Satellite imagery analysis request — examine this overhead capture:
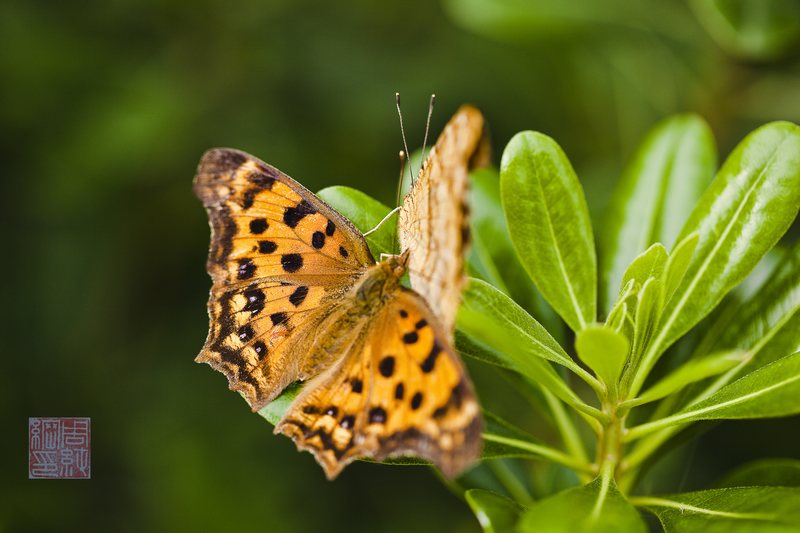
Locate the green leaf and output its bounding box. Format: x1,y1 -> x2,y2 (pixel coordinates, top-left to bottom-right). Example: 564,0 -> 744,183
459,278 -> 603,408
501,131 -> 597,332
466,489 -> 525,533
257,383 -> 302,425
660,232 -> 699,309
715,458 -> 800,488
518,477 -> 646,532
689,0 -> 800,62
619,243 -> 668,297
630,277 -> 661,367
443,0 -> 658,40
698,241 -> 800,373
626,351 -> 800,441
625,351 -> 746,408
575,325 -> 629,390
630,121 -> 800,396
605,301 -> 628,334
634,487 -> 800,532
317,186 -> 394,257
468,167 -> 561,336
601,115 -> 716,312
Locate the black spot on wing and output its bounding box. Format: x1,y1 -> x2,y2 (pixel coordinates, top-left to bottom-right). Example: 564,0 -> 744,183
402,331 -> 419,344
249,218 -> 268,234
238,325 -> 254,342
340,415 -> 355,429
247,171 -> 275,189
259,240 -> 277,254
242,189 -> 258,209
410,392 -> 423,410
350,378 -> 363,393
379,356 -> 395,378
312,231 -> 326,249
283,200 -> 316,228
281,253 -> 303,272
289,286 -> 309,307
325,220 -> 336,236
421,341 -> 442,373
369,407 -> 387,424
242,288 -> 265,316
394,383 -> 404,400
324,406 -> 339,417
237,259 -> 256,280
338,246 -> 349,258
254,341 -> 268,359
270,312 -> 288,326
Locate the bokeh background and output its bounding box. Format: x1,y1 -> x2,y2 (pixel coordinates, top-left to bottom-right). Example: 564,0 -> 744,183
2,0 -> 799,531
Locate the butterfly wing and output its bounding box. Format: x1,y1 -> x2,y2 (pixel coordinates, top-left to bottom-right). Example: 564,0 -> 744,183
194,148 -> 375,410
398,105 -> 489,332
275,288 -> 482,479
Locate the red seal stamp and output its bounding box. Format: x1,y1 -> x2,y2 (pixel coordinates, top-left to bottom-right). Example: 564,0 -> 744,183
28,417 -> 91,479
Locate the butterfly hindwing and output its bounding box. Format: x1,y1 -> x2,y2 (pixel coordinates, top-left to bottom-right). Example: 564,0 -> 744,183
275,288 -> 482,479
193,148 -> 375,409
398,105 -> 489,332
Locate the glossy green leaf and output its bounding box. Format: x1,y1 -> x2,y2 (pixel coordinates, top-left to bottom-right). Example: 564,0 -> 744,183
620,243 -> 668,296
660,232 -> 699,309
468,167 -> 561,336
689,0 -> 800,61
466,489 -> 525,533
630,121 -> 800,396
459,278 -> 602,401
715,458 -> 800,488
630,277 -> 660,366
634,487 -> 800,532
625,351 -> 746,408
501,131 -> 597,332
317,186 -> 395,257
601,115 -> 715,312
626,351 -> 800,441
518,477 -> 646,532
698,241 -> 800,373
575,325 -> 629,389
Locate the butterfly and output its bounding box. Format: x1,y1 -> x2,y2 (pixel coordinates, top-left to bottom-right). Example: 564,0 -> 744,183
193,105 -> 489,479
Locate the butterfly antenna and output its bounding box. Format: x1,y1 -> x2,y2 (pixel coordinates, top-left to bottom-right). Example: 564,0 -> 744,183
395,93 -> 412,181
390,150 -> 407,253
419,94 -> 436,168
395,150 -> 406,208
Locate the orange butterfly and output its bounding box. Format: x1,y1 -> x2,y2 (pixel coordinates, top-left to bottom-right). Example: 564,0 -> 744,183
194,105 -> 488,478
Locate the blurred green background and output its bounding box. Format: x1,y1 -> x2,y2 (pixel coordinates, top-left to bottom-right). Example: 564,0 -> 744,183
2,0 -> 799,531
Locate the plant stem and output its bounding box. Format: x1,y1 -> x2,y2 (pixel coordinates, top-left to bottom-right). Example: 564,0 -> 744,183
595,401 -> 624,484
481,434 -> 594,474
543,390 -> 591,465
487,460 -> 536,506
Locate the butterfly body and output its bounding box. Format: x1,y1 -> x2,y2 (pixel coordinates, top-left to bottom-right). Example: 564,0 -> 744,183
194,105 -> 487,479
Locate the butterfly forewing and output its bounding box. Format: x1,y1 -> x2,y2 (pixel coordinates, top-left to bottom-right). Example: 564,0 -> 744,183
276,288 -> 482,479
398,105 -> 488,332
194,148 -> 374,409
